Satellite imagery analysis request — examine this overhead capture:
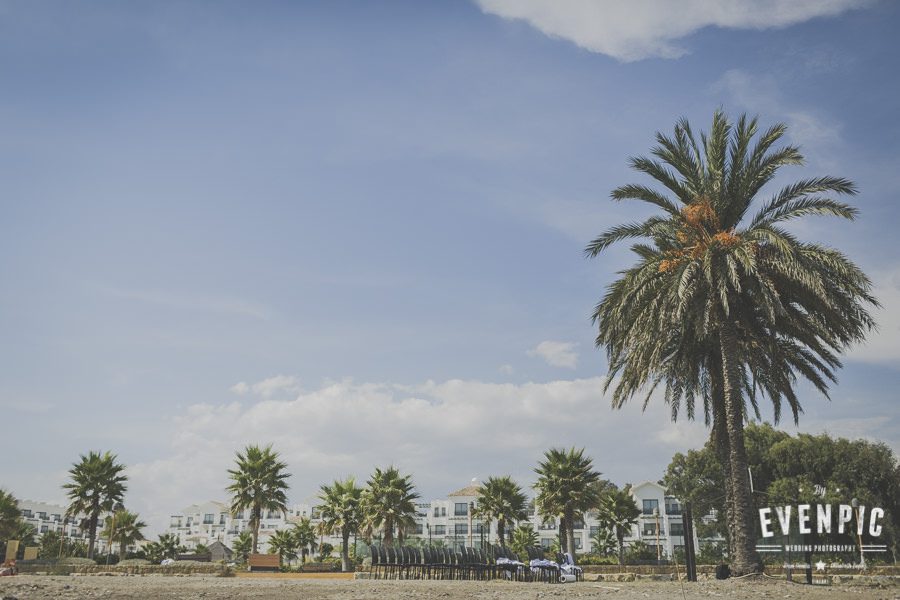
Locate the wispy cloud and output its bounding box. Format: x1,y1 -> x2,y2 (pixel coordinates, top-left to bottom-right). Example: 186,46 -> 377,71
474,0 -> 871,62
527,340 -> 579,369
230,375 -> 302,398
100,286 -> 272,320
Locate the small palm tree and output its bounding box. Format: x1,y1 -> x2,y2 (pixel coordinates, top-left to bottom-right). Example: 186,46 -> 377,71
267,529 -> 298,566
100,509 -> 146,560
474,476 -> 528,547
291,517 -> 317,563
231,531 -> 253,563
362,466 -> 419,547
509,524 -> 538,559
226,444 -> 291,554
0,489 -> 22,542
62,451 -> 128,559
597,488 -> 640,568
534,448 -> 602,561
156,533 -> 183,560
318,477 -> 363,572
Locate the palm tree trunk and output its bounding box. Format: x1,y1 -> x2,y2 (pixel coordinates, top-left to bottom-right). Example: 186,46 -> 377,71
711,366 -> 736,561
558,517 -> 567,555
251,506 -> 260,554
87,514 -> 97,559
341,530 -> 350,572
720,325 -> 762,576
616,529 -> 625,570
383,518 -> 394,547
497,520 -> 506,547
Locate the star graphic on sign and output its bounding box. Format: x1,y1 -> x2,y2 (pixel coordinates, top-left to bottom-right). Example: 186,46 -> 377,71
815,561 -> 827,572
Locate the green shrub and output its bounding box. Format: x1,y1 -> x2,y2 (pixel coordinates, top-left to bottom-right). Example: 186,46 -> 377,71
577,554 -> 618,566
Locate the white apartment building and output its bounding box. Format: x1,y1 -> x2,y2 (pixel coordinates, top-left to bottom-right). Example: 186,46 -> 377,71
165,480 -> 703,559
17,499 -> 111,554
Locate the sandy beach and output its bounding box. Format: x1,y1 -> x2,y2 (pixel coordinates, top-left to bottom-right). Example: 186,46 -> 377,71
1,575 -> 898,600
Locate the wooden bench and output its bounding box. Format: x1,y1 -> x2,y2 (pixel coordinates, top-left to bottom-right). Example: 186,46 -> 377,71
248,553 -> 280,572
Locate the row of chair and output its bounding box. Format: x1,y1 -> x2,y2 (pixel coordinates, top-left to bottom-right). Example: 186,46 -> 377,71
367,544 -> 579,583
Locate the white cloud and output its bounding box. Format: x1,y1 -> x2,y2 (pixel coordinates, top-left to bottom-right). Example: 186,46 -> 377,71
126,376 -> 714,535
499,364 -> 515,375
474,0 -> 870,62
230,375 -> 302,398
711,69 -> 842,151
528,340 -> 579,368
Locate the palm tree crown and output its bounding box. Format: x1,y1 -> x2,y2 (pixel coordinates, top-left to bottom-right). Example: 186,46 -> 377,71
474,476 -> 528,547
598,488 -> 641,568
291,516 -> 318,563
62,450 -> 128,559
362,466 -> 420,547
226,444 -> 291,554
534,447 -> 602,562
586,111 -> 877,574
267,529 -> 298,565
100,508 -> 146,560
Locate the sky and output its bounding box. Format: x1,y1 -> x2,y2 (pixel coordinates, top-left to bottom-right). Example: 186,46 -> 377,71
1,0 -> 898,536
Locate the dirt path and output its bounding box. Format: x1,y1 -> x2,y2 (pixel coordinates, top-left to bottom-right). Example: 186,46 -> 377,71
1,575 -> 897,600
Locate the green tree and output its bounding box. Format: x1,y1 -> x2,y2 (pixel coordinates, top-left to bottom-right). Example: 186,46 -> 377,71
474,476 -> 528,547
291,517 -> 317,563
226,444 -> 291,554
317,541 -> 334,561
534,447 -> 602,561
597,487 -> 640,568
193,542 -> 209,556
362,466 -> 419,547
587,112 -> 876,574
100,509 -> 146,560
318,477 -> 363,572
154,533 -> 183,560
589,524 -> 618,557
231,531 -> 252,564
62,451 -> 128,559
267,529 -> 297,565
0,489 -> 21,542
509,523 -> 538,559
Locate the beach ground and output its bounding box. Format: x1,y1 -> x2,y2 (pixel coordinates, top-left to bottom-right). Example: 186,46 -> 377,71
1,575 -> 899,600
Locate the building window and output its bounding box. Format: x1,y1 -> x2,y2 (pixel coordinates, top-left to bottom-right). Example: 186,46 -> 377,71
234,511 -> 244,520
572,519 -> 585,530
642,499 -> 659,515
186,517 -> 193,526
40,525 -> 48,533
589,525 -> 601,537
454,523 -> 468,535
414,523 -> 424,535
52,514 -> 61,522
38,512 -> 47,520
540,538 -> 553,549
574,536 -> 583,549
670,522 -> 684,536
266,510 -> 279,519
22,510 -> 33,518
474,523 -> 486,534
642,522 -> 664,537
665,497 -> 682,516
310,507 -> 320,519
203,513 -> 214,525
540,521 -> 556,530
219,514 -> 226,525
433,525 -> 446,536
454,503 -> 468,516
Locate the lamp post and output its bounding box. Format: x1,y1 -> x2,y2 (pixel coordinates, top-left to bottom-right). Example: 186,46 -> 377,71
653,507 -> 661,565
106,502 -> 125,566
468,502 -> 474,548
851,498 -> 866,569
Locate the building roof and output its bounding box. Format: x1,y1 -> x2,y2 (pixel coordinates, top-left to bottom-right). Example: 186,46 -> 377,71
447,483 -> 481,497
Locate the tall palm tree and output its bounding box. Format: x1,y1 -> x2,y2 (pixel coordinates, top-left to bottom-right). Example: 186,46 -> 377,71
291,517 -> 318,563
267,529 -> 298,566
318,477 -> 363,573
597,488 -> 640,568
474,476 -> 528,546
100,509 -> 146,560
226,444 -> 291,554
62,450 -> 128,559
362,466 -> 420,547
534,448 -> 602,560
586,111 -> 877,574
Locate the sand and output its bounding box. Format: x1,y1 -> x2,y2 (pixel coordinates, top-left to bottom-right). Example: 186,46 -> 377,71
2,575 -> 899,600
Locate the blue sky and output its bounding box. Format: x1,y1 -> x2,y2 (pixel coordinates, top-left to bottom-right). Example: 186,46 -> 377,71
1,0 -> 898,534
